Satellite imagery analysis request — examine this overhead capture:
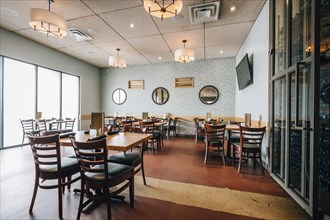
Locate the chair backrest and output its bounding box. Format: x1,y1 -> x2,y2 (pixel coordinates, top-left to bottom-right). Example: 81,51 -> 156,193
28,134 -> 61,171
119,120 -> 133,131
204,124 -> 226,143
193,118 -> 200,129
20,119 -> 36,135
36,119 -> 48,134
70,138 -> 109,183
139,121 -> 155,133
239,126 -> 266,147
65,117 -> 76,130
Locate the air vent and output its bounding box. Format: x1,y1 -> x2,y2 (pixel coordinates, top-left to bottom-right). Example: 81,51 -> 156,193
67,28 -> 93,42
188,1 -> 220,24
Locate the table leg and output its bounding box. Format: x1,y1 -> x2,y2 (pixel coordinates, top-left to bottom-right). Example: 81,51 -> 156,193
226,130 -> 232,164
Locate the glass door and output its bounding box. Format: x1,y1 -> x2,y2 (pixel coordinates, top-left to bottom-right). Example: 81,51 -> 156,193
270,0 -> 313,216
288,63 -> 312,202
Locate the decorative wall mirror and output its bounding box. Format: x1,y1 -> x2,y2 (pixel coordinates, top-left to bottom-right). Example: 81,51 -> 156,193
112,88 -> 127,105
152,87 -> 169,105
199,85 -> 219,105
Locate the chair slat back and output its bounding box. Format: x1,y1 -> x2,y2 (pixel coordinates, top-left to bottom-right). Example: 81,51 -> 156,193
65,117 -> 76,130
139,121 -> 155,133
20,119 -> 35,134
36,119 -> 48,134
240,126 -> 266,146
28,135 -> 61,168
205,124 -> 226,142
70,138 -> 108,176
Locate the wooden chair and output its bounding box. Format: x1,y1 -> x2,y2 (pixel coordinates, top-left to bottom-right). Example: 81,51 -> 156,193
139,121 -> 161,154
168,117 -> 178,136
204,124 -> 226,165
27,134 -> 80,219
108,127 -> 147,185
193,118 -> 205,143
36,119 -> 62,135
232,126 -> 266,174
70,138 -> 134,220
63,117 -> 75,133
119,120 -> 133,131
19,119 -> 40,147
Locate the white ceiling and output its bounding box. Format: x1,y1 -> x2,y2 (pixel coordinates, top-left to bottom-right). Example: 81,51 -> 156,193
0,0 -> 265,68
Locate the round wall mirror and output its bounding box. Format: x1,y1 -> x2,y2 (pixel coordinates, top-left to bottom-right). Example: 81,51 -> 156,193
112,88 -> 127,105
199,85 -> 219,105
152,87 -> 169,105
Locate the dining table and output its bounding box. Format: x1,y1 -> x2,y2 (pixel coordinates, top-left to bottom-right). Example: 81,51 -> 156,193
225,124 -> 240,162
60,131 -> 153,152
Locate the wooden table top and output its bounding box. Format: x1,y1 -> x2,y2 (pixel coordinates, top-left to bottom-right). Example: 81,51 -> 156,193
60,131 -> 152,151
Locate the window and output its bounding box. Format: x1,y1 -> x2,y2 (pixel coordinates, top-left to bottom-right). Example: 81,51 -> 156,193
3,58 -> 36,147
1,57 -> 80,148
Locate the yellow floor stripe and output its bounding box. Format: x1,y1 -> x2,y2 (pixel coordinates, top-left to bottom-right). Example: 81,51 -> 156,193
126,176 -> 309,220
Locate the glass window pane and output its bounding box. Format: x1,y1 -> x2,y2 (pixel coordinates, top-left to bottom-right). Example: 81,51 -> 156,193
3,58 -> 36,147
290,0 -> 311,65
37,67 -> 60,120
274,0 -> 287,75
62,73 -> 79,131
272,77 -> 287,180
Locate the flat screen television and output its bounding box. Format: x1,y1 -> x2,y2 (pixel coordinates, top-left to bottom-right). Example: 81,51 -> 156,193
236,53 -> 253,90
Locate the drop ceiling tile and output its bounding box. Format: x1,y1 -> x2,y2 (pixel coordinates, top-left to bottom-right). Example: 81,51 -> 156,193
67,15 -> 122,44
82,0 -> 142,14
125,54 -> 150,66
127,35 -> 170,54
85,57 -> 110,68
64,44 -> 110,60
95,40 -> 138,56
100,6 -> 159,39
163,29 -> 204,51
143,51 -> 174,64
205,0 -> 265,28
205,44 -> 241,59
15,29 -> 91,49
205,22 -> 253,47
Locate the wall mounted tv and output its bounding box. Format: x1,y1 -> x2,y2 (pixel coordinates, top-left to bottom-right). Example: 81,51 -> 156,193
236,53 -> 253,90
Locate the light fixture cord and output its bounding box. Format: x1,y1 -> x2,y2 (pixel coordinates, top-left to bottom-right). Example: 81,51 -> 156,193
48,0 -> 54,11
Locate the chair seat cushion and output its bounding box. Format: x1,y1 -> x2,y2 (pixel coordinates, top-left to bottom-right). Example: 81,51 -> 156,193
85,162 -> 133,181
39,158 -> 80,175
108,152 -> 141,166
232,142 -> 260,149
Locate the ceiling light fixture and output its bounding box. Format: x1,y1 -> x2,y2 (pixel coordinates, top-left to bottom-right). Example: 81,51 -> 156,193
143,0 -> 183,21
230,6 -> 236,11
109,48 -> 127,68
29,0 -> 67,38
175,40 -> 194,63
130,24 -> 135,28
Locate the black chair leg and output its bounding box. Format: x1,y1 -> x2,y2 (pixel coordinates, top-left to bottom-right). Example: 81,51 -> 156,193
58,179 -> 63,219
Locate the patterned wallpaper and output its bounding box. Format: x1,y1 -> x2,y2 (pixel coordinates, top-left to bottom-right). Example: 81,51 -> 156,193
100,57 -> 236,135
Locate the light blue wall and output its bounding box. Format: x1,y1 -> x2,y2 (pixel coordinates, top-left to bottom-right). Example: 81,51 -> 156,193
100,57 -> 236,134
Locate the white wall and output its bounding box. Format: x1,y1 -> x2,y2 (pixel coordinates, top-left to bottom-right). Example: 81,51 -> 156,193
235,0 -> 269,123
235,1 -> 270,165
0,28 -> 100,129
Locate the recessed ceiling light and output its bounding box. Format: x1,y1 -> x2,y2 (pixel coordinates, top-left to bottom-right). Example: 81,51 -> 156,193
1,7 -> 18,16
130,24 -> 135,28
158,57 -> 162,60
220,50 -> 224,54
230,6 -> 236,11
